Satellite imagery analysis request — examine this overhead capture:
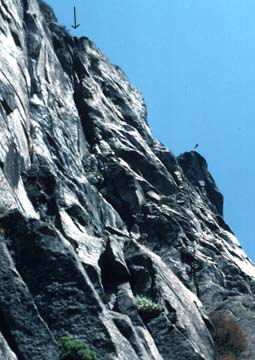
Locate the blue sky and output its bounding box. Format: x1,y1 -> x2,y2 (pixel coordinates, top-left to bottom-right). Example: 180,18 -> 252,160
46,0 -> 255,261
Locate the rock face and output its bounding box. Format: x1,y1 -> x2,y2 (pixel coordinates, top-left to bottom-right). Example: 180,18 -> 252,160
0,0 -> 254,359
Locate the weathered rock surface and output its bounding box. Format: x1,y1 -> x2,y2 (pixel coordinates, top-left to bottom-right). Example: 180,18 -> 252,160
0,0 -> 254,359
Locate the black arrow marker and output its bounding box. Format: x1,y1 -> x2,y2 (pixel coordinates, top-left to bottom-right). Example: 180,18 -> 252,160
72,6 -> 80,29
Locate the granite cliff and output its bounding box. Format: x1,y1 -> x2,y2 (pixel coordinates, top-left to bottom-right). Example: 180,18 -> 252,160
0,0 -> 255,359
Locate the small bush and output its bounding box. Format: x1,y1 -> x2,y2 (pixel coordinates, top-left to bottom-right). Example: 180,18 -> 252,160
0,203 -> 9,214
210,312 -> 248,359
218,355 -> 237,360
60,336 -> 96,360
26,183 -> 40,198
135,296 -> 162,317
38,0 -> 57,24
60,25 -> 71,35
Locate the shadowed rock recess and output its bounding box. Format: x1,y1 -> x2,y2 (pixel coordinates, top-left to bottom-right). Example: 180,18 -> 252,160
0,0 -> 254,359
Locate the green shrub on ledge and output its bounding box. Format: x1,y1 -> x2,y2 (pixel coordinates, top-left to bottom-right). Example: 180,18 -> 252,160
135,296 -> 162,318
60,336 -> 96,360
